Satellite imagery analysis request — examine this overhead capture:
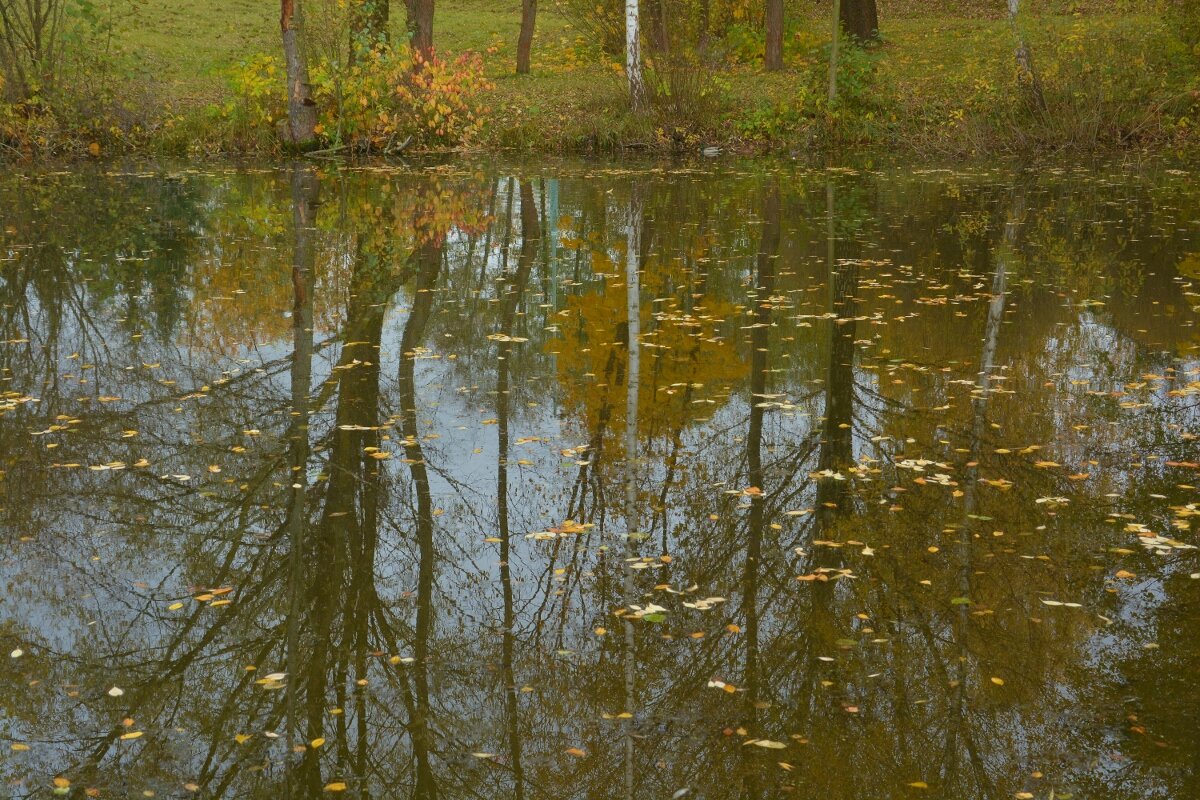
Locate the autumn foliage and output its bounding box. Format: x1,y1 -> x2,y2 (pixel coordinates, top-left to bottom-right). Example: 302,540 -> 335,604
311,46 -> 493,149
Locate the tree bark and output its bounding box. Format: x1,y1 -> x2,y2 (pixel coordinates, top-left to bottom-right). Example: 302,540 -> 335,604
516,0 -> 535,74
626,0 -> 645,110
1008,0 -> 1047,115
280,0 -> 318,146
764,0 -> 783,71
839,0 -> 878,43
410,0 -> 434,59
828,0 -> 841,103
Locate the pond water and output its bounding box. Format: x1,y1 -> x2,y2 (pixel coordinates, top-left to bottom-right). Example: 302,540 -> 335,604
2,160 -> 1199,799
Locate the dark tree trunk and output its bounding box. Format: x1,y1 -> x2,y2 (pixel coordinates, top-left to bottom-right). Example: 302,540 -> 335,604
516,0 -> 535,73
764,0 -> 783,71
410,0 -> 434,58
839,0 -> 878,42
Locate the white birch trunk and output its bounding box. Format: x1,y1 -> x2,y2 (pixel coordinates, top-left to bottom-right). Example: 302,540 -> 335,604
626,0 -> 645,111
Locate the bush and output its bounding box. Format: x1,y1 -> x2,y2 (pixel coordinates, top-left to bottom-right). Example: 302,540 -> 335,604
310,45 -> 492,150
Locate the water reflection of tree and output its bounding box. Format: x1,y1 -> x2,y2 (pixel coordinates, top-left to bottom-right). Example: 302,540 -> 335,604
3,166 -> 1200,799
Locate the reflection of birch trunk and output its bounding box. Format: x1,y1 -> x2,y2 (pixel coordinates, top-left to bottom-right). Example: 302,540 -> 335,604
961,189 -> 1021,521
740,185 -> 779,800
1007,0 -> 1047,115
498,181 -> 538,800
948,190 -> 1021,800
622,184 -> 643,800
285,165 -> 318,795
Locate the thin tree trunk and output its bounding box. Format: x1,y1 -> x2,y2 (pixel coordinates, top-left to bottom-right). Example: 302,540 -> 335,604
516,0 -> 536,74
765,0 -> 783,71
828,0 -> 841,104
280,0 -> 318,146
626,0 -> 645,111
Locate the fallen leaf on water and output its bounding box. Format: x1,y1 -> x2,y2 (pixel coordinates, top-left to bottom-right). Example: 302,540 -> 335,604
120,731 -> 143,740
745,739 -> 787,749
324,782 -> 347,792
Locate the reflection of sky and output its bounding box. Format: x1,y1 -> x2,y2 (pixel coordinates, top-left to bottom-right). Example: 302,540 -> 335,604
3,165 -> 1200,799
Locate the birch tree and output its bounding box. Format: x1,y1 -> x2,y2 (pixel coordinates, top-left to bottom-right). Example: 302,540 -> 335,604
626,0 -> 645,110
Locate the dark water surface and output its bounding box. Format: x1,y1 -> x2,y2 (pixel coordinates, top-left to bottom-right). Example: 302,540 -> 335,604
2,161 -> 1199,799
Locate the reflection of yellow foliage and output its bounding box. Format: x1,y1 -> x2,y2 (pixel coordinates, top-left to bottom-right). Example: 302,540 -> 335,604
1178,253 -> 1200,281
181,175 -> 487,356
185,256 -> 293,355
552,253 -> 747,448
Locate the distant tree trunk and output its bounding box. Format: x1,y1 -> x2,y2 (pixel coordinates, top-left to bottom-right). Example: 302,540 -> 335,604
839,0 -> 878,42
765,0 -> 783,71
828,0 -> 841,103
1008,0 -> 1047,115
350,0 -> 388,59
516,0 -> 535,74
626,0 -> 645,110
410,0 -> 433,58
280,0 -> 318,146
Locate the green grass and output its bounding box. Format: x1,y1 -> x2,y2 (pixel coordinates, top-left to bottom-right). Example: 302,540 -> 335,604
2,0 -> 1197,158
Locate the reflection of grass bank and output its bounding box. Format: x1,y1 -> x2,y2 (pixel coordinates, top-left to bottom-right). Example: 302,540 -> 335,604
1,0 -> 1197,159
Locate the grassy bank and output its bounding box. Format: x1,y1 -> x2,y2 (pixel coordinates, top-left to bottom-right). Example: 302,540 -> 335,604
1,0 -> 1197,160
